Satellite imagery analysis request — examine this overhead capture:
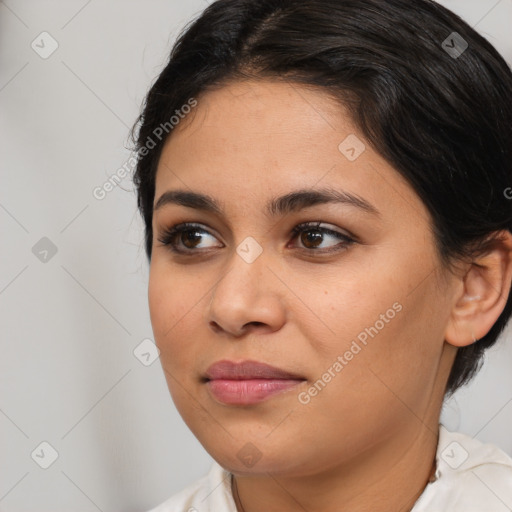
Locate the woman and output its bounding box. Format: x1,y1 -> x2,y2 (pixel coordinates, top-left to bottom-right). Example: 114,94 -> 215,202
130,0 -> 512,510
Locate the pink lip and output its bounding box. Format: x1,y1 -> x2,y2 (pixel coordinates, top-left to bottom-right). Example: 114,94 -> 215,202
204,360 -> 306,405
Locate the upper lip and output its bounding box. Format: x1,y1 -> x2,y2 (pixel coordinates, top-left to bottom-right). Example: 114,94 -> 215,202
204,360 -> 305,381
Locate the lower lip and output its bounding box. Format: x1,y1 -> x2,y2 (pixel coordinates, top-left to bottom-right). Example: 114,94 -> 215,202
206,379 -> 305,405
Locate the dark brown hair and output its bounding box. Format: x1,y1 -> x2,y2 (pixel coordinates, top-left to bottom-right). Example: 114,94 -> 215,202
130,0 -> 512,394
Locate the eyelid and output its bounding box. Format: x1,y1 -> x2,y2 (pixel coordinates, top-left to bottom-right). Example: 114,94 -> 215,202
157,222 -> 223,249
157,220 -> 357,256
288,221 -> 356,251
290,220 -> 355,239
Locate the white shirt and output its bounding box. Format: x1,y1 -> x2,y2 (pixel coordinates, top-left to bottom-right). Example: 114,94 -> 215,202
146,425 -> 512,512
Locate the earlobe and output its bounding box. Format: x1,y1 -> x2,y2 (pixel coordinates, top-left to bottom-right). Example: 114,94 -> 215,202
444,230 -> 512,348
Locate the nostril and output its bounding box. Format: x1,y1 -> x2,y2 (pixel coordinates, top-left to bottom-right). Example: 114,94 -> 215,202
244,321 -> 265,329
209,321 -> 222,332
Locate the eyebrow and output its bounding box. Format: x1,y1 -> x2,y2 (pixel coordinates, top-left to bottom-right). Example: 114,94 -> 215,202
153,187 -> 381,218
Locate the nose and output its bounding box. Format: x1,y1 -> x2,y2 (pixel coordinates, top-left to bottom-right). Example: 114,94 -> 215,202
207,246 -> 287,338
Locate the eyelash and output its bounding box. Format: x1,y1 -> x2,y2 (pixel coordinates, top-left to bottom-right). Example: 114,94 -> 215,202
157,221 -> 356,256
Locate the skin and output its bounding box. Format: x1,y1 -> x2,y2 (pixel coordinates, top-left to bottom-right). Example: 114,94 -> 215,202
148,79 -> 512,512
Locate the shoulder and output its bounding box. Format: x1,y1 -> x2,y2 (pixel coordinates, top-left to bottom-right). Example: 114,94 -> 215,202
145,461 -> 236,512
413,425 -> 512,511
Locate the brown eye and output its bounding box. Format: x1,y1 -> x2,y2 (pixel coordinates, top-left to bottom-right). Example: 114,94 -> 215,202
157,223 -> 223,253
300,229 -> 324,249
290,222 -> 356,253
181,229 -> 204,248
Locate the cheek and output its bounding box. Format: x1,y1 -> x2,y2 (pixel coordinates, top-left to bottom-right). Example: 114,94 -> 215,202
298,303 -> 440,454
148,264 -> 171,339
305,267 -> 399,358
339,283 -> 443,413
313,258 -> 442,403
148,263 -> 191,356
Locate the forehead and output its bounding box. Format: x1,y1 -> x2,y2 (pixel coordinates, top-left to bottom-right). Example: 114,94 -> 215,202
163,79 -> 351,162
154,79 -> 428,226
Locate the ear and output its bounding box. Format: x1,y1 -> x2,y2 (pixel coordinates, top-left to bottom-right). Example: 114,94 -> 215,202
444,230 -> 512,348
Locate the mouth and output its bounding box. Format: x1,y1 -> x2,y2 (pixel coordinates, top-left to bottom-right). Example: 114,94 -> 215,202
203,360 -> 307,405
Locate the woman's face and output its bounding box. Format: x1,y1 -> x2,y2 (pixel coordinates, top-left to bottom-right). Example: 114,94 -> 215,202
149,79 -> 459,477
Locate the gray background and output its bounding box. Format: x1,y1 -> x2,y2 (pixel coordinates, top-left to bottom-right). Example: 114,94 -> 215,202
1,1 -> 511,511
